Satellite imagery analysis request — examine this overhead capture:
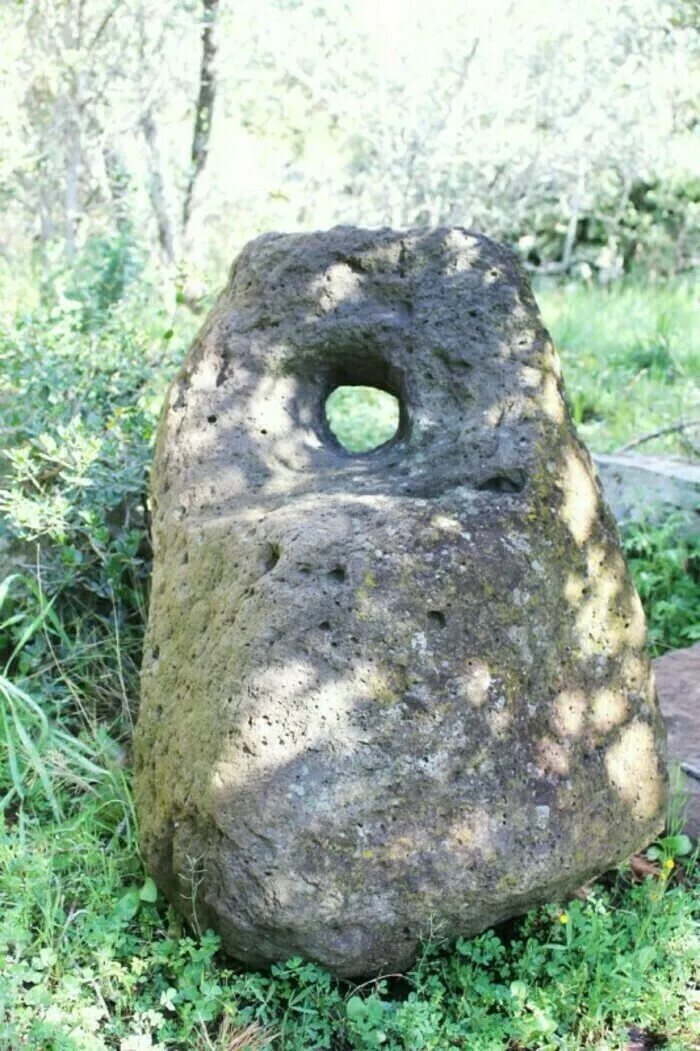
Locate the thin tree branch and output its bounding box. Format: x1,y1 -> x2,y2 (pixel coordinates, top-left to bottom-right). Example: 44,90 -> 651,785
560,158 -> 586,271
614,419 -> 700,454
524,259 -> 575,275
89,0 -> 124,54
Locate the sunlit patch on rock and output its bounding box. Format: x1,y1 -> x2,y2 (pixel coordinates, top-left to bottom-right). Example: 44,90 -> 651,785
560,449 -> 599,545
605,721 -> 665,823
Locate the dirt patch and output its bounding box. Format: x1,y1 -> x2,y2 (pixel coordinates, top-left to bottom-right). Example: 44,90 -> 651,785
626,1027 -> 667,1050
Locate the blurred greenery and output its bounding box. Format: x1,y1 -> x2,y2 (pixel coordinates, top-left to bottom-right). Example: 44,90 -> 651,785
326,385 -> 400,452
2,0 -> 700,295
622,514 -> 700,655
540,280 -> 700,456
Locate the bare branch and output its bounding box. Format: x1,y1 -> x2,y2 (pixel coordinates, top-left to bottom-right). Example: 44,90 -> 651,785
523,259 -> 575,275
428,37 -> 480,146
89,1 -> 124,54
614,419 -> 700,454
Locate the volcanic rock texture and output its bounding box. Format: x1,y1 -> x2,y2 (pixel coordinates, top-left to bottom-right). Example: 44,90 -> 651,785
135,227 -> 667,976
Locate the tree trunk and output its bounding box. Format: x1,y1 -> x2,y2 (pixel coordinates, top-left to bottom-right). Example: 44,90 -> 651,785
182,0 -> 220,237
64,71 -> 84,262
103,145 -> 131,237
140,107 -> 178,267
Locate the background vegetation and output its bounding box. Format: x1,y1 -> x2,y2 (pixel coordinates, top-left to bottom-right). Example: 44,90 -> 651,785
1,0 -> 700,1047
2,0 -> 700,298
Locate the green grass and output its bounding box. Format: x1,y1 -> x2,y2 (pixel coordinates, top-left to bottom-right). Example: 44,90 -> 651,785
622,514 -> 700,655
1,797 -> 698,1050
325,386 -> 399,453
538,280 -> 700,457
1,274 -> 699,1050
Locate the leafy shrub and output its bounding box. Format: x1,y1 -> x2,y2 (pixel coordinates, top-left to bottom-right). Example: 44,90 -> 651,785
63,230 -> 146,333
0,294 -> 195,824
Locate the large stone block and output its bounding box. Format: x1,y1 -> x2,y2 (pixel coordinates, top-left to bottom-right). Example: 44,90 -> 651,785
134,227 -> 667,977
593,453 -> 700,536
653,642 -> 700,840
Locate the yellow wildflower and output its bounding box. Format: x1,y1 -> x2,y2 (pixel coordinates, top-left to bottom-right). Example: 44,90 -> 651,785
559,912 -> 569,924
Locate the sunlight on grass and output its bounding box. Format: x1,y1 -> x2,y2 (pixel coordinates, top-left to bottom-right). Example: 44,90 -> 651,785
1,799 -> 698,1049
537,281 -> 700,457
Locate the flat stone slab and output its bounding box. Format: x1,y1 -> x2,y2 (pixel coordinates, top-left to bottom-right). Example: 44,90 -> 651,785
594,453 -> 700,535
653,642 -> 700,839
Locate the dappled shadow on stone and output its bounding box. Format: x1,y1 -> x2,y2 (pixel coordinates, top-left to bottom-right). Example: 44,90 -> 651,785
134,226 -> 667,977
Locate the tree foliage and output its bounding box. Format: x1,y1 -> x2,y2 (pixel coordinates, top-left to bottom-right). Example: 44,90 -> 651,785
1,0 -> 699,296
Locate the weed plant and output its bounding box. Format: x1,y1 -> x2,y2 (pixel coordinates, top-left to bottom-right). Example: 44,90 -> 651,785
0,273 -> 699,1049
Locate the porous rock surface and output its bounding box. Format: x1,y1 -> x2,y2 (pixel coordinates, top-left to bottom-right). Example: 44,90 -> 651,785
135,227 -> 667,977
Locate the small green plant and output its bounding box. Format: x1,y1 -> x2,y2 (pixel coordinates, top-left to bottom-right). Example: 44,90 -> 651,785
620,312 -> 683,383
568,387 -> 604,428
622,513 -> 700,654
646,833 -> 694,866
345,992 -> 389,1048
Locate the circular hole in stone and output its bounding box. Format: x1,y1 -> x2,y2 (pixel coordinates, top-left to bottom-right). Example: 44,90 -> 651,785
325,385 -> 400,453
